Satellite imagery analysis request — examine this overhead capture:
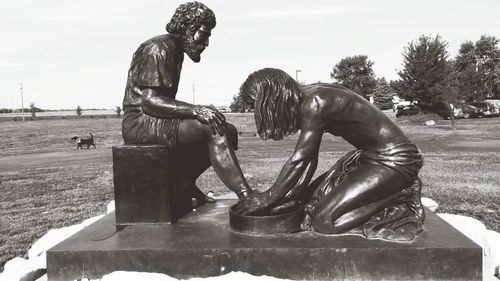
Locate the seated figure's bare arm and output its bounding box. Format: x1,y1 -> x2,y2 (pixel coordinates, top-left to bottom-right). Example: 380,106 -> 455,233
141,88 -> 226,135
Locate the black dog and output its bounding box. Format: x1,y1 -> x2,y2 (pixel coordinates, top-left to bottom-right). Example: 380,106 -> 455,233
71,132 -> 96,149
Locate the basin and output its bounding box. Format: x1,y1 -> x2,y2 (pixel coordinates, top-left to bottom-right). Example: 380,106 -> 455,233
229,203 -> 305,235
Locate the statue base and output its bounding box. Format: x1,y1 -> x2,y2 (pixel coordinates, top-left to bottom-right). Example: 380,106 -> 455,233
47,200 -> 482,281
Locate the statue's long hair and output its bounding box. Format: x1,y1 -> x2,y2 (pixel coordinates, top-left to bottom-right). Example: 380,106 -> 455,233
166,2 -> 216,34
240,68 -> 303,140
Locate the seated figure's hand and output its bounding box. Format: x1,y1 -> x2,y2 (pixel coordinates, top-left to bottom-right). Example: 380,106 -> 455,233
234,191 -> 271,215
194,105 -> 226,136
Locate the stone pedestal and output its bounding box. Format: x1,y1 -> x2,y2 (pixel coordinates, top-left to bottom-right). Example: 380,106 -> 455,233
112,145 -> 192,228
47,200 -> 482,281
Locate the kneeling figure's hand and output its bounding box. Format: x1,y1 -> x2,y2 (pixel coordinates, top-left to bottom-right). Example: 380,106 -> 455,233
234,191 -> 269,215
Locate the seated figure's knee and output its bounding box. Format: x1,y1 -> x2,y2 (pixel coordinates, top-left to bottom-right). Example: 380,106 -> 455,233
225,122 -> 238,150
190,120 -> 237,150
177,119 -> 215,145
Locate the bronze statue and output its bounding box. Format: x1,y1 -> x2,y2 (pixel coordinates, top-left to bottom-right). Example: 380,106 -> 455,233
235,68 -> 424,242
121,2 -> 252,204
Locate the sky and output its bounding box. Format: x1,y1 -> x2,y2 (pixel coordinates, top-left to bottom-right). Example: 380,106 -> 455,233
0,0 -> 499,110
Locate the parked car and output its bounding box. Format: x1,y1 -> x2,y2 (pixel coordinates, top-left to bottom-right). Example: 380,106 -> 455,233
393,101 -> 411,112
485,99 -> 500,115
452,107 -> 465,119
461,102 -> 499,118
461,104 -> 482,119
485,103 -> 500,117
396,104 -> 420,118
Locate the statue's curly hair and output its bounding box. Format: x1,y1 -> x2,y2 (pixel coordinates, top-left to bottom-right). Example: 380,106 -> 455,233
240,68 -> 303,140
166,2 -> 216,35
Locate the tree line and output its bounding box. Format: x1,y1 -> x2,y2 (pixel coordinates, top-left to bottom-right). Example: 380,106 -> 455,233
231,34 -> 500,112
1,105 -> 124,118
0,104 -> 45,117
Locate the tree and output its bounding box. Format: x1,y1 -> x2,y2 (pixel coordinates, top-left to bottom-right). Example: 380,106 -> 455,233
76,105 -> 82,116
229,94 -> 250,113
453,35 -> 500,101
331,55 -> 377,99
372,78 -> 394,110
454,41 -> 481,101
0,108 -> 13,114
230,85 -> 252,113
474,35 -> 500,99
396,35 -> 451,109
30,103 -> 36,118
441,60 -> 461,103
115,106 -> 122,117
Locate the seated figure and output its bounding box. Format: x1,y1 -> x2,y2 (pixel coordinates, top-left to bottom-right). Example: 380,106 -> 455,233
235,68 -> 424,242
121,2 -> 252,204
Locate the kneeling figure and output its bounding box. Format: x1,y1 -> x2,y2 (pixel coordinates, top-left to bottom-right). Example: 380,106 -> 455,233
235,68 -> 424,242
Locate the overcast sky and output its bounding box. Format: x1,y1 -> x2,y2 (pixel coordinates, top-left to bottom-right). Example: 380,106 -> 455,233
1,0 -> 499,109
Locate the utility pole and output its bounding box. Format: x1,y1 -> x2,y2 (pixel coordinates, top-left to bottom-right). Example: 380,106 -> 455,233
19,82 -> 25,122
192,82 -> 195,104
295,69 -> 301,82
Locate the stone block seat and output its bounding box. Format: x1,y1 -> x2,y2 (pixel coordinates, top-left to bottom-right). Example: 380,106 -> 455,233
112,145 -> 192,229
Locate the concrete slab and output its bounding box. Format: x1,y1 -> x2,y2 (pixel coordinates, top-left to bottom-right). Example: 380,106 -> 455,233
47,200 -> 482,281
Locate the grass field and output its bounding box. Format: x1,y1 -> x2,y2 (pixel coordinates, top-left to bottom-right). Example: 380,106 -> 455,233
1,112 -> 499,271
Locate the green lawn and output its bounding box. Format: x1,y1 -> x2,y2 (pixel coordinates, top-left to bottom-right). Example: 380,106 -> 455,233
0,113 -> 499,271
